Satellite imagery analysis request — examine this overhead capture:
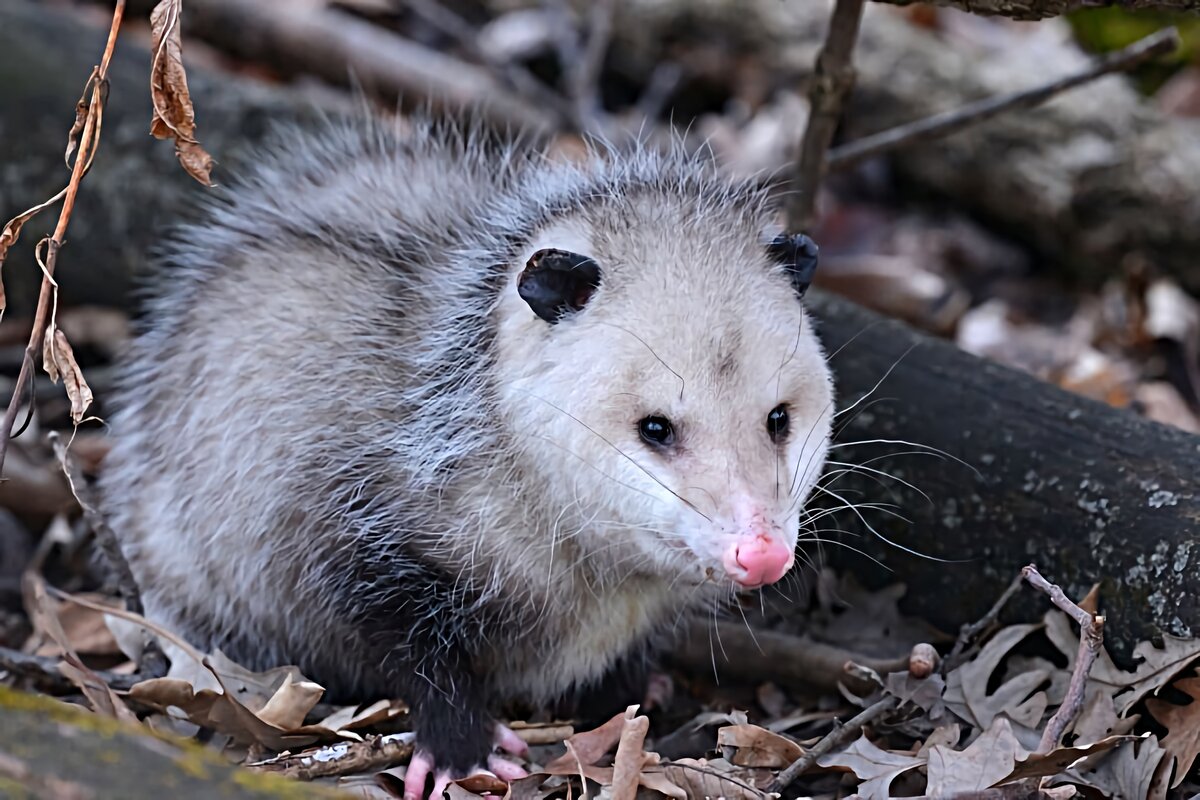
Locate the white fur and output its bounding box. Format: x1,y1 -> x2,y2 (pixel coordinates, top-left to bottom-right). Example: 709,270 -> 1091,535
101,117 -> 834,713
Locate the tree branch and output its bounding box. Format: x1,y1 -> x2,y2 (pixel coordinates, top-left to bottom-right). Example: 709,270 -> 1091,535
872,0 -> 1200,21
787,0 -> 866,232
828,27 -> 1180,171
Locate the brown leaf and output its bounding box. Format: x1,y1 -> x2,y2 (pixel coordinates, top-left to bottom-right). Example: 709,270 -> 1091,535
149,0 -> 215,185
65,69 -> 99,168
925,717 -> 1027,796
542,708 -> 626,773
1145,674 -> 1200,788
31,593 -> 122,658
996,735 -> 1129,785
1045,610 -> 1200,715
659,757 -> 769,800
817,735 -> 924,800
1057,735 -> 1170,800
42,326 -> 94,424
716,724 -> 804,768
23,575 -> 135,722
610,707 -> 649,800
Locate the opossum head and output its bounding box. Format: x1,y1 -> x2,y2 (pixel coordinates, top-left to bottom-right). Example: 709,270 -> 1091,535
495,189 -> 834,590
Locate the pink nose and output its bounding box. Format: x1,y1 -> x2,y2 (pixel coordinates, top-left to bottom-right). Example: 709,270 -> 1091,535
723,535 -> 794,588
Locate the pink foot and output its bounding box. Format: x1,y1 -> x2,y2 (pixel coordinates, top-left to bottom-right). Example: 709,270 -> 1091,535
403,723 -> 530,799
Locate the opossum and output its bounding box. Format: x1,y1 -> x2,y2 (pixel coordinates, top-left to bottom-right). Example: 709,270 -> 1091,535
100,118 -> 835,798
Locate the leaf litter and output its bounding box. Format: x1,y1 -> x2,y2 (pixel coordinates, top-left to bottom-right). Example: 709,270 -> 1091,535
4,558 -> 1199,799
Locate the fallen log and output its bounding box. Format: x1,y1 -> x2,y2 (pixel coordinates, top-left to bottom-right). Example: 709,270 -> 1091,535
807,289 -> 1200,663
874,0 -> 1200,19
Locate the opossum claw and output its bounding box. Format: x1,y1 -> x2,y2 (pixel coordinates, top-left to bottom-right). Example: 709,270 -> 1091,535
487,755 -> 529,782
493,722 -> 530,757
405,724 -> 530,799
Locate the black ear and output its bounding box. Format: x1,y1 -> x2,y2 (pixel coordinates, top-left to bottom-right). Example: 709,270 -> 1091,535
768,233 -> 819,299
518,249 -> 602,324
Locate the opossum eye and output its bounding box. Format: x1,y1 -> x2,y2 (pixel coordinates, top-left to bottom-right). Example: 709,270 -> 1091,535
638,416 -> 675,447
518,248 -> 602,324
767,234 -> 819,299
767,404 -> 790,442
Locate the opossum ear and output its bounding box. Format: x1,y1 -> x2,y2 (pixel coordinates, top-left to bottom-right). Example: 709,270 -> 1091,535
768,233 -> 819,299
518,249 -> 602,324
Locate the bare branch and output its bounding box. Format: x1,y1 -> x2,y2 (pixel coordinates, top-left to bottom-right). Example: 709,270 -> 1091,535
872,0 -> 1200,21
0,0 -> 125,475
828,27 -> 1180,171
770,695 -> 899,793
1021,564 -> 1106,753
787,0 -> 866,232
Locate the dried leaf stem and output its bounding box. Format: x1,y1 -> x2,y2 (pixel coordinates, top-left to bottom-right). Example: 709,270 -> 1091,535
770,694 -> 899,793
0,0 -> 125,475
827,27 -> 1180,171
1021,564 -> 1105,754
786,0 -> 866,232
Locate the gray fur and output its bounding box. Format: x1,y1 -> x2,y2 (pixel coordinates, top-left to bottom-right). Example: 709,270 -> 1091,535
101,117 -> 834,774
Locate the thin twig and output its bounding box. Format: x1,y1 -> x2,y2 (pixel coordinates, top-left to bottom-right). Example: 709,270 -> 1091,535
943,571 -> 1025,674
770,695 -> 898,793
786,0 -> 866,232
1021,564 -> 1105,753
827,27 -> 1180,171
49,433 -> 168,678
250,734 -> 415,781
0,0 -> 125,475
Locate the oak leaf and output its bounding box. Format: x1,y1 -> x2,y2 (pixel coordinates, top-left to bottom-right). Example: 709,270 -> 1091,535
149,0 -> 215,185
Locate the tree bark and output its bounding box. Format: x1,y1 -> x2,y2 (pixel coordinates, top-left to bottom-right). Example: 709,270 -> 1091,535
875,0 -> 1200,20
807,290 -> 1200,663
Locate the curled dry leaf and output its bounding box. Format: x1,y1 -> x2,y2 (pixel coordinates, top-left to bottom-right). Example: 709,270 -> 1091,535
42,326 -> 94,424
610,707 -> 650,800
716,724 -> 805,768
1057,735 -> 1170,800
149,0 -> 215,185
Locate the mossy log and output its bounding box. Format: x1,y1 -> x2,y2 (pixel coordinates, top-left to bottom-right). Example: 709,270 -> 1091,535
0,686 -> 340,799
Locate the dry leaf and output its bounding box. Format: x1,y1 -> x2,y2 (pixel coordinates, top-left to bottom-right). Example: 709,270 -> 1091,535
886,670 -> 946,718
42,326 -> 94,424
1045,610 -> 1200,714
23,575 -> 135,722
1144,674 -> 1200,788
817,734 -> 924,800
659,758 -> 765,800
611,707 -> 649,800
997,735 -> 1129,785
943,623 -> 1055,729
925,717 -> 1027,796
149,0 -> 215,185
31,593 -> 122,658
716,724 -> 804,768
1057,735 -> 1170,800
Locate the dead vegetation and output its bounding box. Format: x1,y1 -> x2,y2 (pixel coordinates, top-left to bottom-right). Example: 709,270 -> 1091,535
1,0 -> 1200,798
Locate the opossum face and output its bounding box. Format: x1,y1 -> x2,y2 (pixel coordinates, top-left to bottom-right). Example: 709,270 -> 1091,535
496,206 -> 834,590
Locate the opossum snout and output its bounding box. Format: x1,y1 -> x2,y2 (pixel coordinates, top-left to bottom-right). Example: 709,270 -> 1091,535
722,534 -> 794,588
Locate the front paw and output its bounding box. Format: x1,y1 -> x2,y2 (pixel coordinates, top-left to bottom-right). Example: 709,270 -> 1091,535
404,724 -> 530,800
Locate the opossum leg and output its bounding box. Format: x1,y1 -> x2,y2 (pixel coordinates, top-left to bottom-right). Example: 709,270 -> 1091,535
404,725 -> 530,799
